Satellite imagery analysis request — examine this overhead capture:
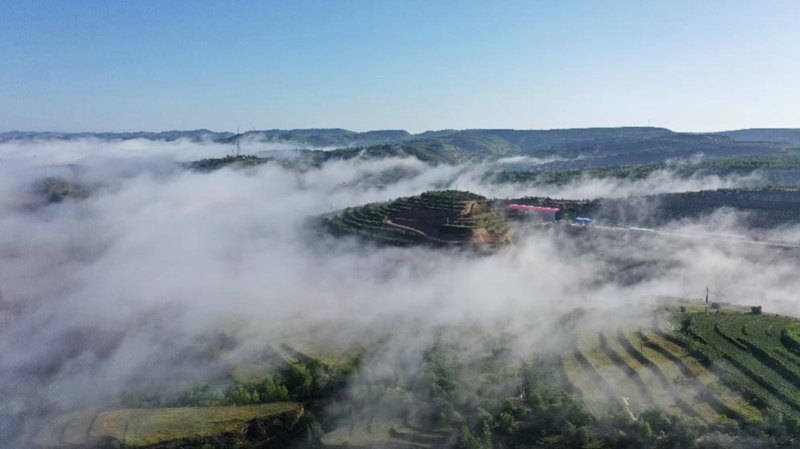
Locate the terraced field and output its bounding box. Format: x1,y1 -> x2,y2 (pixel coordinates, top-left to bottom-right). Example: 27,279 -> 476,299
683,310 -> 800,418
322,190 -> 511,247
32,305 -> 800,448
563,308 -> 771,424
33,336 -> 359,449
34,402 -> 303,448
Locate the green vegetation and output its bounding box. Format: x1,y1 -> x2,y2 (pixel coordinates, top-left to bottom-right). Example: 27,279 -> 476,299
362,327 -> 800,449
591,187 -> 800,229
489,156 -> 800,186
185,155 -> 271,171
322,190 -> 511,247
173,126 -> 800,175
35,305 -> 800,448
36,403 -> 303,448
781,323 -> 800,355
121,346 -> 356,409
35,177 -> 91,203
551,305 -> 800,447
679,308 -> 800,417
40,339 -> 358,448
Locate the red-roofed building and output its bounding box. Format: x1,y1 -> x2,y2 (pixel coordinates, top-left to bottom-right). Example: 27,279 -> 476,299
507,204 -> 560,222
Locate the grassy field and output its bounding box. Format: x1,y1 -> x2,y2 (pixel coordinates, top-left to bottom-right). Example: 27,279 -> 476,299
35,402 -> 302,447
682,309 -> 800,417
561,305 -> 784,424
636,330 -> 759,420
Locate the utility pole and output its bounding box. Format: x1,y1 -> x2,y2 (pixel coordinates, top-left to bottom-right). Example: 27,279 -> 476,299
235,127 -> 241,157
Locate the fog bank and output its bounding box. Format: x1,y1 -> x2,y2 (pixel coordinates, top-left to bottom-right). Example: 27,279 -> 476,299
1,139 -> 798,446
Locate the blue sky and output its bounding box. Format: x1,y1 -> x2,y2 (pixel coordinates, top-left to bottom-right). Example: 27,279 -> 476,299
1,0 -> 799,132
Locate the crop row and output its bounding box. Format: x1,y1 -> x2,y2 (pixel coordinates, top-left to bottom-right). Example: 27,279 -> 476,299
688,314 -> 800,416
570,328 -> 707,417
597,333 -> 660,412
612,329 -> 751,422
714,318 -> 800,390
566,320 -> 768,424
325,214 -> 419,245
615,331 -> 701,420
684,321 -> 778,412
734,317 -> 800,370
636,331 -> 752,422
575,331 -> 652,414
650,328 -> 763,418
393,196 -> 470,213
782,323 -> 800,356
561,343 -> 619,412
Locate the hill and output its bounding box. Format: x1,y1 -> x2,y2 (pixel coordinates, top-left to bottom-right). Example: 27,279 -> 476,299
225,128 -> 413,148
715,129 -> 800,145
597,188 -> 800,228
13,127 -> 800,173
322,190 -> 511,247
311,304 -> 800,448
0,129 -> 231,142
27,303 -> 800,448
562,302 -> 800,429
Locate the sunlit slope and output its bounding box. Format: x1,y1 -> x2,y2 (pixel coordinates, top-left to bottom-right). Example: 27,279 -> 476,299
322,190 -> 511,247
563,304 -> 800,424
34,402 -> 302,448
33,305 -> 800,448
32,338 -> 354,448
682,309 -> 800,417
321,416 -> 449,449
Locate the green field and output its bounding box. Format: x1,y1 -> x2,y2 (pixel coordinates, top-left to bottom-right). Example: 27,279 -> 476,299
35,402 -> 302,447
681,309 -> 800,417
560,303 -> 800,429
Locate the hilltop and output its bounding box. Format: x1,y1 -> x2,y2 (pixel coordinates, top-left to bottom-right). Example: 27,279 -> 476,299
322,190 -> 511,247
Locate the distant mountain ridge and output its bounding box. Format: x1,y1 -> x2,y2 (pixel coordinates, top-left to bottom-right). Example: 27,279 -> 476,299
713,128 -> 800,145
0,129 -> 233,142
6,126 -> 800,145
1,126 -> 673,142
5,127 -> 800,167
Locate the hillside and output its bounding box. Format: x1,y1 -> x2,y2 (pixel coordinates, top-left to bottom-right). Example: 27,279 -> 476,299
716,129 -> 800,145
0,129 -> 232,142
309,128 -> 793,165
562,302 -> 800,429
597,188 -> 800,228
34,403 -> 304,448
27,303 -> 800,449
317,304 -> 800,448
322,190 -> 511,247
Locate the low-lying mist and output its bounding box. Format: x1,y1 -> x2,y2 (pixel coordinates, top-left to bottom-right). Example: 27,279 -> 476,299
1,138 -> 798,446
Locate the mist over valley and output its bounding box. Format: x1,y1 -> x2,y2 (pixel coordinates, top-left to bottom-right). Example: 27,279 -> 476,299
2,128 -> 800,448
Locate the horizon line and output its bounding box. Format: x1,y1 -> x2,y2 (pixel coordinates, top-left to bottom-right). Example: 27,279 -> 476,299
3,125 -> 800,136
